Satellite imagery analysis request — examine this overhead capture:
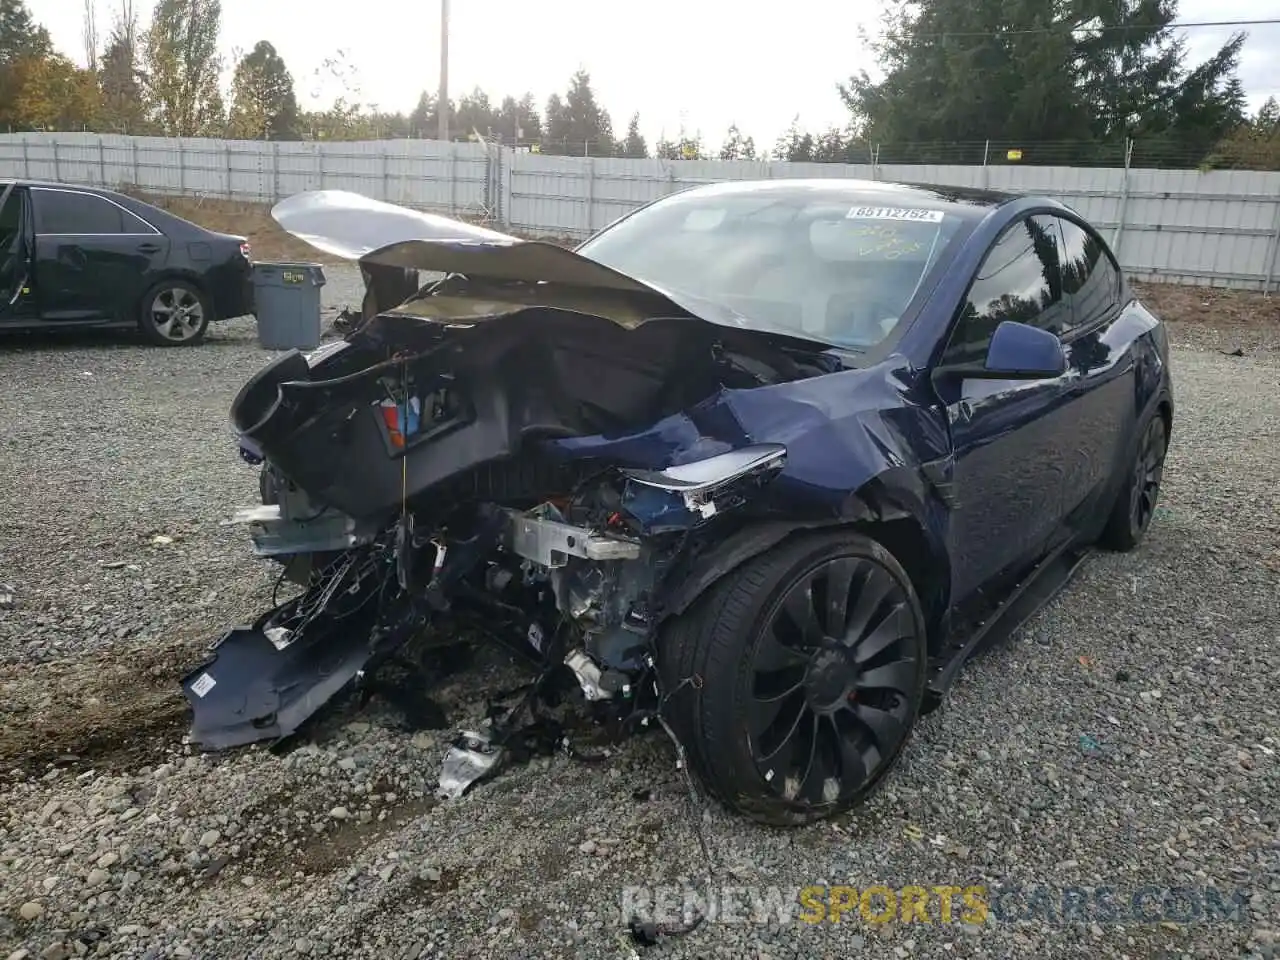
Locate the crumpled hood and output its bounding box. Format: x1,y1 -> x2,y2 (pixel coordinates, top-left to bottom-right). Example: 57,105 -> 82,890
273,189 -> 673,298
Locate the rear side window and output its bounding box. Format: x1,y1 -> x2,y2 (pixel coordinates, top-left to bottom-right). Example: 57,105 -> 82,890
943,216 -> 1067,365
33,189 -> 127,235
1056,217 -> 1120,331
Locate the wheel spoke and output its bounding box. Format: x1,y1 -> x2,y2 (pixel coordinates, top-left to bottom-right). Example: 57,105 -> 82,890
754,631 -> 809,674
844,564 -> 896,642
831,712 -> 870,793
750,689 -> 805,760
823,557 -> 860,638
849,702 -> 904,753
856,657 -> 917,695
753,664 -> 805,702
853,601 -> 908,665
790,713 -> 820,800
781,575 -> 824,648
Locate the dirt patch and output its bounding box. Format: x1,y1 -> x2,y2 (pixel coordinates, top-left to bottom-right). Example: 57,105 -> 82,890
0,634 -> 203,776
291,794 -> 438,876
1133,280 -> 1280,329
1132,280 -> 1280,353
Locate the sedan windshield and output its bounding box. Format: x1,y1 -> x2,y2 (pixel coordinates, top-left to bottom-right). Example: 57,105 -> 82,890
576,187 -> 971,350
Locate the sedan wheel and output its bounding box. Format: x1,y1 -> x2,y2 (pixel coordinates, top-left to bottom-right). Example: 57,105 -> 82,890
139,281 -> 210,345
660,532 -> 927,826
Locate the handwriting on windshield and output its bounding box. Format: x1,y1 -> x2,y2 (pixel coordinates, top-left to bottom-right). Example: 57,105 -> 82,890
843,223 -> 926,258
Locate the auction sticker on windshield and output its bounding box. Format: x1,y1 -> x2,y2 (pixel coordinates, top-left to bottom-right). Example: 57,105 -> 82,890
846,206 -> 945,223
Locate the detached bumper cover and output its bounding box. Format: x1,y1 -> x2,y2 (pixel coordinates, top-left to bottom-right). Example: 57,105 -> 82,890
180,602 -> 379,751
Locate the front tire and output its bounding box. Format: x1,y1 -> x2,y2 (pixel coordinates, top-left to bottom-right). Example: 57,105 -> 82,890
1099,414 -> 1168,552
660,531 -> 928,826
138,279 -> 211,346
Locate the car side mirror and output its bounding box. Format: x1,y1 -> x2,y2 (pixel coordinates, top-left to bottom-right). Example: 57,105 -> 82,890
933,320 -> 1067,382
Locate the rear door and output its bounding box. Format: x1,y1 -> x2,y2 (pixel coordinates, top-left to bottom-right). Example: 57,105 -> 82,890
1040,213 -> 1132,543
31,187 -> 170,321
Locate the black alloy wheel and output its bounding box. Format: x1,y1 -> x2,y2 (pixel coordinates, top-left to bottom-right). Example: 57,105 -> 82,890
660,532 -> 928,826
747,553 -> 921,807
1100,413 -> 1169,551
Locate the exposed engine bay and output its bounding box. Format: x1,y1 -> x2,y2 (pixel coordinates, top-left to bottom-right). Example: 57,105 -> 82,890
183,284 -> 841,797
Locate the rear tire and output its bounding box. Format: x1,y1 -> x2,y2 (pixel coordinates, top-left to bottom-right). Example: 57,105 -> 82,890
1099,414 -> 1168,552
659,531 -> 927,826
138,278 -> 210,346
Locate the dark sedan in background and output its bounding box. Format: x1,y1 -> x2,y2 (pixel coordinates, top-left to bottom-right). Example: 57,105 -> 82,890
0,179 -> 254,345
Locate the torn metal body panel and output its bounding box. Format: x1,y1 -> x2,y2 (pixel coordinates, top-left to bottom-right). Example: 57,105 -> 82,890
185,181 -> 1174,827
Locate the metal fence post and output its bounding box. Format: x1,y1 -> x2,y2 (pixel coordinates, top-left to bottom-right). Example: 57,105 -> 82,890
51,138 -> 59,181
316,144 -> 324,191
272,140 -> 281,202
380,148 -> 390,201
447,143 -> 456,215
584,157 -> 595,235
225,143 -> 232,197
20,136 -> 29,178
178,138 -> 186,194
1110,138 -> 1133,258
130,138 -> 138,186
97,136 -> 106,186
499,145 -> 513,229
982,139 -> 990,191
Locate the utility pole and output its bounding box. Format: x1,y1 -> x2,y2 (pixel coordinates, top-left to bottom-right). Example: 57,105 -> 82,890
437,0 -> 450,142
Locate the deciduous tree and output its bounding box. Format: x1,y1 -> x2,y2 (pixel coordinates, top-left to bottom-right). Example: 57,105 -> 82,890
143,0 -> 224,136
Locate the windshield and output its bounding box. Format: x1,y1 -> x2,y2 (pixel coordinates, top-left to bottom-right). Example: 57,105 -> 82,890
576,188 -> 971,350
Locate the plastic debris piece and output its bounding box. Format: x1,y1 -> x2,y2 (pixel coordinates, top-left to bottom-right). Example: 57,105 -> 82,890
1079,733 -> 1105,758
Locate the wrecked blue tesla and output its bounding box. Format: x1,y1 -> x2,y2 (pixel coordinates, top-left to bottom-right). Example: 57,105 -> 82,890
183,180 -> 1173,825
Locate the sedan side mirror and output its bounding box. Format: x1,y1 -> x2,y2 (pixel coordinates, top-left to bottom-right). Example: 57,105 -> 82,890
934,320 -> 1067,382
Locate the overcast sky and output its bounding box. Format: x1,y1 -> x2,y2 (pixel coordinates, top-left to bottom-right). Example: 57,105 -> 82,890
28,0 -> 1280,147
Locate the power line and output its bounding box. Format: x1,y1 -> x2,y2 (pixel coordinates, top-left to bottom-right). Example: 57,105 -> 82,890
898,17 -> 1280,40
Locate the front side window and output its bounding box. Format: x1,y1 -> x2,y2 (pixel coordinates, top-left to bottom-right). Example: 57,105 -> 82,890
943,216 -> 1067,366
577,188 -> 972,351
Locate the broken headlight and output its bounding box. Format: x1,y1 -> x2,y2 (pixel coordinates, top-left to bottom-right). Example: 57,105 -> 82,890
619,443 -> 786,529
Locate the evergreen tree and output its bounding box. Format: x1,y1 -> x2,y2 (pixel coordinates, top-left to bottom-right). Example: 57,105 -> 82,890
228,41 -> 298,139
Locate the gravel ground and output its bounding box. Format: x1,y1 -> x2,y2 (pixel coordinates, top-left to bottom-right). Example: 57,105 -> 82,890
0,267 -> 1277,960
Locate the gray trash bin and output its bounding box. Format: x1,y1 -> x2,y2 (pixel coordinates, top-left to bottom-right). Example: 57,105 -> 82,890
252,262 -> 326,350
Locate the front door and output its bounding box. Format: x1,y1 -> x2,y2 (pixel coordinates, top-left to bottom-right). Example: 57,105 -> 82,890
0,184 -> 37,324
933,215 -> 1078,601
30,187 -> 170,321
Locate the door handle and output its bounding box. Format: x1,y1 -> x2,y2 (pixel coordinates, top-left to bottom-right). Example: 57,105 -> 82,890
137,243 -> 162,254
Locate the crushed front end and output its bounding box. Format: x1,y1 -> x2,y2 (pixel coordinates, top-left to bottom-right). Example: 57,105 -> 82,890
181,289 -> 828,790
